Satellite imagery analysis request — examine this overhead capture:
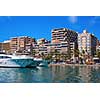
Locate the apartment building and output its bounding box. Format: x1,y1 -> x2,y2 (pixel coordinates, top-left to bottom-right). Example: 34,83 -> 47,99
10,36 -> 35,54
78,30 -> 97,57
52,28 -> 78,43
0,40 -> 10,54
51,28 -> 78,59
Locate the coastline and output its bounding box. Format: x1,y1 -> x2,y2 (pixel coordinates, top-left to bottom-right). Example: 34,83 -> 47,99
48,63 -> 100,67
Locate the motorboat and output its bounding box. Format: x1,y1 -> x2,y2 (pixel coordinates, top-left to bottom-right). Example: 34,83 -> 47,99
33,58 -> 48,67
0,54 -> 34,67
39,62 -> 48,67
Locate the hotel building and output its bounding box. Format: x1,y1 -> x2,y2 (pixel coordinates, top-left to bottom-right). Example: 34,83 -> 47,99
33,38 -> 51,55
0,40 -> 11,53
10,36 -> 35,54
78,30 -> 97,57
52,28 -> 77,43
51,28 -> 78,59
96,40 -> 100,51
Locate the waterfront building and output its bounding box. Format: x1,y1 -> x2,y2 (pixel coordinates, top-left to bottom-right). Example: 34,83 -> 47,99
51,28 -> 78,60
78,30 -> 97,57
38,39 -> 50,55
33,38 -> 51,56
96,40 -> 100,51
38,44 -> 48,55
10,37 -> 18,53
0,40 -> 11,54
37,38 -> 46,45
10,36 -> 35,54
50,42 -> 68,53
52,28 -> 78,43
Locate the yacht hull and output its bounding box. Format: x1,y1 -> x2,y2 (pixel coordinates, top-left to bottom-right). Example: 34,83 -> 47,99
0,59 -> 34,67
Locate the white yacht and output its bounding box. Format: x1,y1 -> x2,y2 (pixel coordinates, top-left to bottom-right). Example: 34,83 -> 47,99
0,54 -> 34,67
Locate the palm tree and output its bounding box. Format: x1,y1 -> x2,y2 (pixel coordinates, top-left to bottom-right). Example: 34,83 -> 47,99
81,49 -> 87,63
41,52 -> 45,59
74,49 -> 79,57
44,54 -> 52,61
96,50 -> 100,59
32,50 -> 36,57
52,49 -> 60,62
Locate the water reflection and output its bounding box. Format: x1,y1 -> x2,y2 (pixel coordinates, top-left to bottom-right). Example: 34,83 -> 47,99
89,67 -> 100,83
50,66 -> 100,83
0,66 -> 100,83
51,66 -> 82,83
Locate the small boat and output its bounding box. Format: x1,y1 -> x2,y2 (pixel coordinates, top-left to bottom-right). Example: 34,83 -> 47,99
34,58 -> 48,67
0,53 -> 34,67
39,62 -> 48,67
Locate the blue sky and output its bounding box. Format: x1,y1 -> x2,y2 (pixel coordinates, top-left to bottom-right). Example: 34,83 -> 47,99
0,16 -> 100,42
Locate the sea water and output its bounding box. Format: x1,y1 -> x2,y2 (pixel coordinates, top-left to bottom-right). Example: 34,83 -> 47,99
0,66 -> 100,83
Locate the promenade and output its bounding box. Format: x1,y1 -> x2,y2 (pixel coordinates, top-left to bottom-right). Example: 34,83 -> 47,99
49,63 -> 100,67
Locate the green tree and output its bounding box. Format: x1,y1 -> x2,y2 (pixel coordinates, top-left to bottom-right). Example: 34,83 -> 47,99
32,50 -> 36,57
52,49 -> 60,62
44,54 -> 52,61
41,52 -> 45,59
96,50 -> 100,58
74,49 -> 79,57
82,49 -> 85,55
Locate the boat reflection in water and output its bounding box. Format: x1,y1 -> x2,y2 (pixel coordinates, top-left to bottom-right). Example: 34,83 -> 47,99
50,65 -> 100,83
0,65 -> 100,83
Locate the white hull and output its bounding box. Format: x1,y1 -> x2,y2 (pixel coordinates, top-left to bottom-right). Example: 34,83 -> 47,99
0,64 -> 20,67
0,59 -> 34,67
0,54 -> 34,67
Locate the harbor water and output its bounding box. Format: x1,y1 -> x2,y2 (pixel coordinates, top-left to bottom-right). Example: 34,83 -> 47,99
0,65 -> 100,83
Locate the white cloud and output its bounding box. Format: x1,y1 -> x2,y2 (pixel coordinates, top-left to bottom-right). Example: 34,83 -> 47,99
68,16 -> 77,24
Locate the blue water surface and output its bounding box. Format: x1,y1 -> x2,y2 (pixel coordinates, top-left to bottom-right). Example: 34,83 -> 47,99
0,66 -> 100,83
